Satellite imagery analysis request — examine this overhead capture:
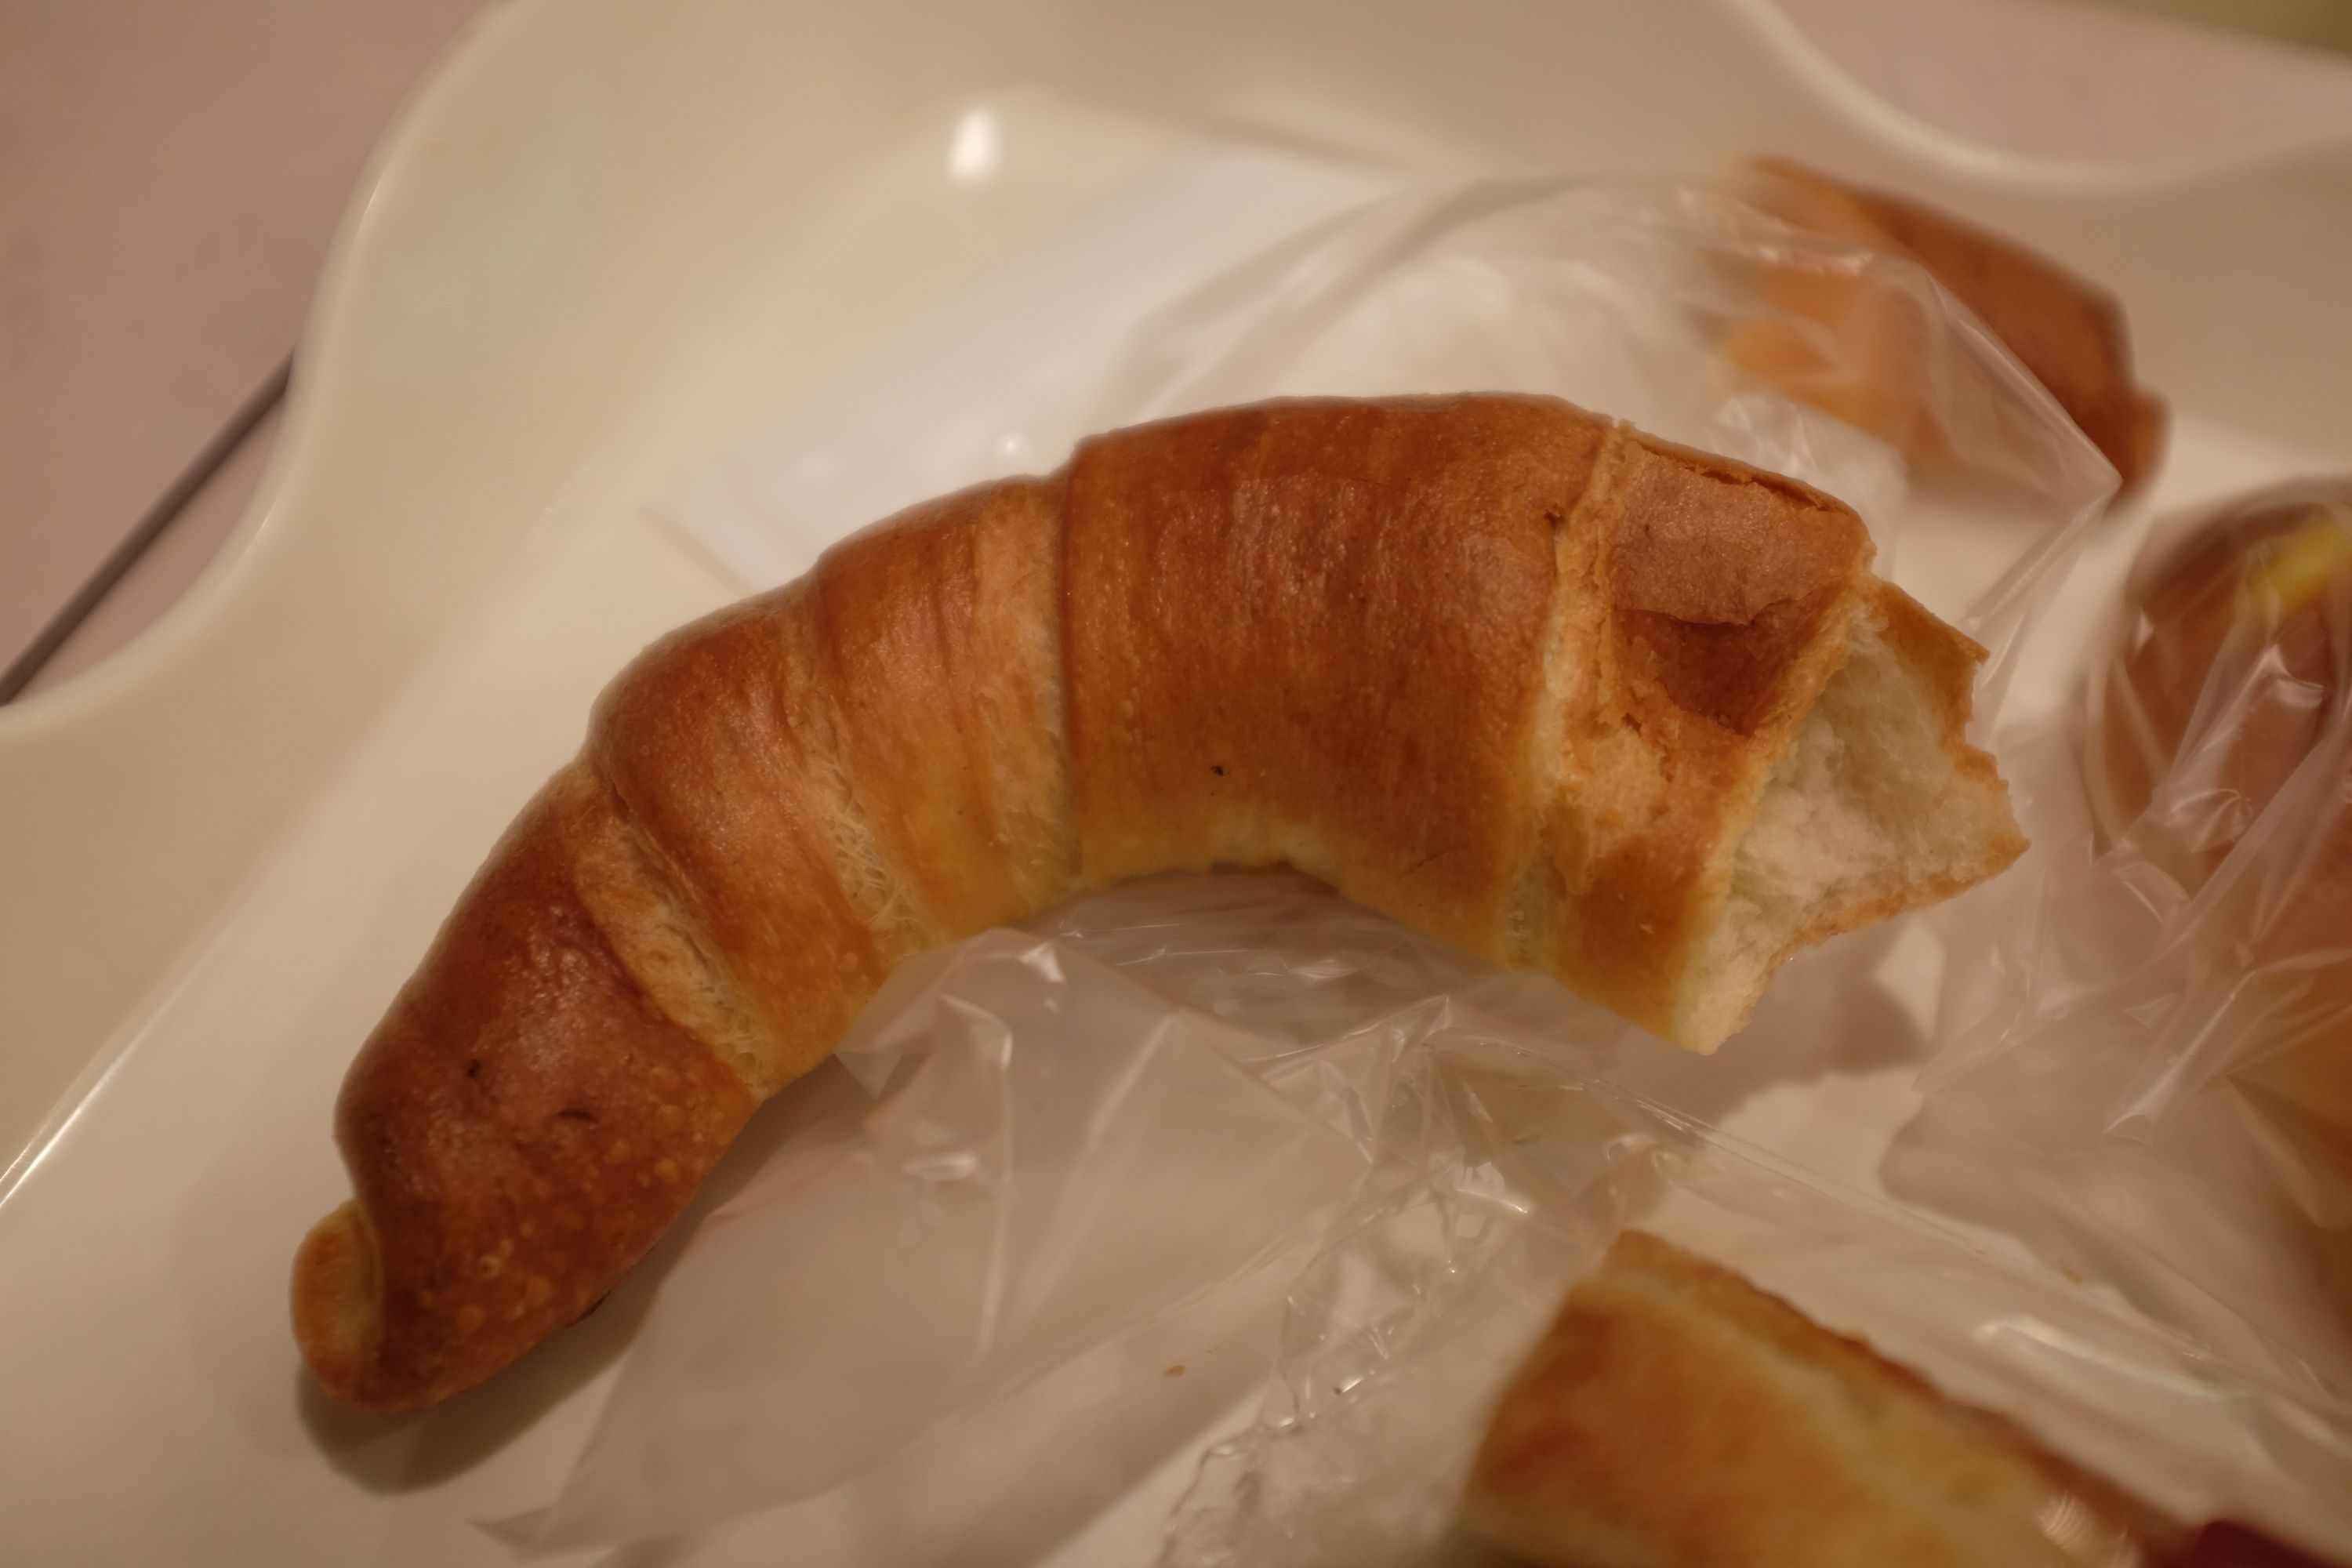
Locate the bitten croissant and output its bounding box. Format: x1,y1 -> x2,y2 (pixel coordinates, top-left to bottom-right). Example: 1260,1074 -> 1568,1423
294,395 -> 2024,1410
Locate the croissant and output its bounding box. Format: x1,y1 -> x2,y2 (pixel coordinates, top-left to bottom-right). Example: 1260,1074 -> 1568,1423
293,395 -> 2024,1410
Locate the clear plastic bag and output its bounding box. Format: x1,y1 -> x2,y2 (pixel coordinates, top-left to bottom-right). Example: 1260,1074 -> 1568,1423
1157,1018 -> 2352,1566
507,876 -> 2352,1563
1916,485 -> 2352,1396
506,874 -> 1611,1555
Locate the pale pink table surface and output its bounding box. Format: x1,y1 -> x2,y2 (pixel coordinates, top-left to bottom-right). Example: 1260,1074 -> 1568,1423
6,0 -> 2352,702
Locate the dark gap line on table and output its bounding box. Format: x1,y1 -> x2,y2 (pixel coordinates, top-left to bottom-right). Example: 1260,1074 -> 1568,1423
1,354 -> 292,705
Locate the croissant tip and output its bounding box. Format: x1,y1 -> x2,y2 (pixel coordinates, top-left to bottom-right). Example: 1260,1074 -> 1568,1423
292,1200 -> 394,1410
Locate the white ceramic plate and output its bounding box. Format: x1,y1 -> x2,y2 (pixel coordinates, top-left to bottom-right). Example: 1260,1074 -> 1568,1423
2,1 -> 2348,1561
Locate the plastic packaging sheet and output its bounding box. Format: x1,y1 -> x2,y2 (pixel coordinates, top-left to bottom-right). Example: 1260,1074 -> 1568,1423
1157,999 -> 2352,1566
1912,485 -> 2352,1396
511,874 -> 1599,1553
510,876 -> 2352,1562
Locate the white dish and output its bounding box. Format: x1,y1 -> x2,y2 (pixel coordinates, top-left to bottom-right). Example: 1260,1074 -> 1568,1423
2,0 -> 2349,1561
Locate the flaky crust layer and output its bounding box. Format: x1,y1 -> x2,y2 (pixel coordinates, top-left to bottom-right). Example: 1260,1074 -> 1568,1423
1467,1232 -> 2172,1568
295,395 -> 2020,1409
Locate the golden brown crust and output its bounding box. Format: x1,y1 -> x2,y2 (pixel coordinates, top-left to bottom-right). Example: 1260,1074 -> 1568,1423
1062,397 -> 1591,956
591,586 -> 916,1091
1468,1232 -> 2174,1568
294,769 -> 757,1410
811,475 -> 1080,939
1739,155 -> 2167,494
1537,431 -> 1876,1037
1605,435 -> 1867,735
299,395 -> 2023,1410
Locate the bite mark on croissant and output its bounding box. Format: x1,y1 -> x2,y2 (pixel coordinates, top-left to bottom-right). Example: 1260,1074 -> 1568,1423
294,395 -> 2024,1410
1695,580 -> 2020,1047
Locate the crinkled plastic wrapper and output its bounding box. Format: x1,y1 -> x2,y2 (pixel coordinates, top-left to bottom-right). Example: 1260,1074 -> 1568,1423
528,151 -> 2137,1559
503,876 -> 2352,1563
1157,975 -> 2352,1566
1919,486 -> 2352,1396
504,875 -> 1599,1555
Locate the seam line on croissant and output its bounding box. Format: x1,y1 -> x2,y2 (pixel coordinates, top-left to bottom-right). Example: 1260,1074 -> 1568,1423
782,586 -> 937,963
1508,419 -> 1635,971
583,760 -> 782,1094
991,476 -> 1080,916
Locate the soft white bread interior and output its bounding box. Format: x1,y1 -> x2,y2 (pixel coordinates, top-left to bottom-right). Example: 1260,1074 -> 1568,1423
1686,581 -> 2022,1047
